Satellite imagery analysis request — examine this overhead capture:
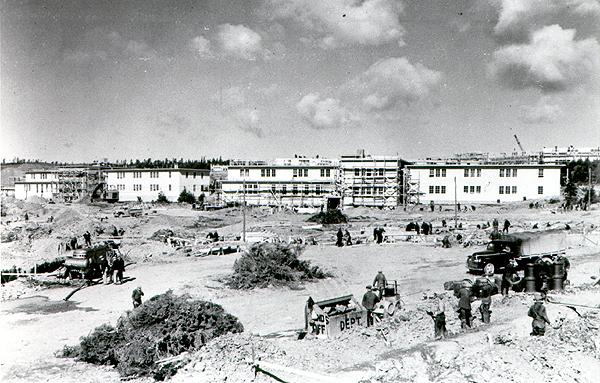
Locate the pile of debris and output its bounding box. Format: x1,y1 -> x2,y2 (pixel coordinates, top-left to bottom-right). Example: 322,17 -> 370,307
61,291 -> 244,380
225,243 -> 332,289
307,209 -> 348,225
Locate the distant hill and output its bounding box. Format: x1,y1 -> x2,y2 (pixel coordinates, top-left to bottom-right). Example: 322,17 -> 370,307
1,162 -> 57,187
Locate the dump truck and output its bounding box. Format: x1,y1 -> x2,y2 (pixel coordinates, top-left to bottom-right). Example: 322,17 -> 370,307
374,280 -> 403,317
467,230 -> 567,274
62,241 -> 121,280
304,295 -> 366,338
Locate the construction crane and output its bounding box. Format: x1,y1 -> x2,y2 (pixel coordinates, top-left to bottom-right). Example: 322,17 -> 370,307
513,134 -> 525,153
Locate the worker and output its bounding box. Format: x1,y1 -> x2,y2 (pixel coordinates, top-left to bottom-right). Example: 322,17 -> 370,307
528,293 -> 551,336
503,219 -> 511,233
344,229 -> 352,246
336,228 -> 344,247
492,218 -> 499,230
478,283 -> 492,324
24,212 -> 29,221
373,271 -> 387,299
70,236 -> 78,250
132,286 -> 144,308
457,281 -> 473,329
442,219 -> 447,228
426,292 -> 447,340
113,254 -> 125,284
421,222 -> 429,236
430,200 -> 435,212
83,231 -> 92,247
441,235 -> 451,248
490,229 -> 502,240
107,253 -> 116,284
304,297 -> 315,331
100,255 -> 110,285
501,259 -> 517,296
362,285 -> 380,327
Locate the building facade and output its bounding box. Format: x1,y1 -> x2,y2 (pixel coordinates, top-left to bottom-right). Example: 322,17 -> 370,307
406,163 -> 562,204
339,152 -> 402,208
105,168 -> 210,202
14,171 -> 60,200
540,146 -> 600,164
220,158 -> 338,207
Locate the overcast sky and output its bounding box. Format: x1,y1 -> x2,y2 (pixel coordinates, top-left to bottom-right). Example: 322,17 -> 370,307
1,0 -> 599,162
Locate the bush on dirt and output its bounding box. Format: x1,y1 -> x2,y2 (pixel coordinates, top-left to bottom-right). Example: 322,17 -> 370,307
61,291 -> 243,380
226,243 -> 332,289
177,189 -> 196,204
156,192 -> 169,204
307,209 -> 347,225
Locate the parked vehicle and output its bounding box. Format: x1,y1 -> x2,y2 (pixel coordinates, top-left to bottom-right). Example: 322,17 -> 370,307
62,241 -> 120,280
113,206 -> 143,217
467,230 -> 566,274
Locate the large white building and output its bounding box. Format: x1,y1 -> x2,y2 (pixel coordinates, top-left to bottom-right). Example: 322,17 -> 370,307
339,151 -> 402,208
14,171 -> 60,200
105,168 -> 210,202
220,158 -> 338,208
406,163 -> 562,204
540,146 -> 600,164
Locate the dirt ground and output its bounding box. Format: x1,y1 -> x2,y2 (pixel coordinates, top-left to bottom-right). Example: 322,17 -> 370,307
1,199 -> 599,382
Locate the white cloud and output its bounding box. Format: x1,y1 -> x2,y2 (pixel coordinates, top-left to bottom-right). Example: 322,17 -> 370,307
348,57 -> 442,110
296,93 -> 347,129
490,24 -> 600,92
217,24 -> 264,60
494,0 -> 600,42
520,96 -> 564,124
63,30 -> 157,63
238,109 -> 264,137
189,36 -> 213,58
266,0 -> 405,48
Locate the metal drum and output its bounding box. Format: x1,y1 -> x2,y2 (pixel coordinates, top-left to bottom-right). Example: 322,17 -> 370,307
524,263 -> 536,292
549,258 -> 565,291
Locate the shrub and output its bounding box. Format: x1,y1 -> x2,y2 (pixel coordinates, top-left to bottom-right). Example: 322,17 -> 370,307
307,209 -> 347,225
61,291 -> 243,380
156,192 -> 169,204
226,243 -> 331,289
177,189 -> 196,204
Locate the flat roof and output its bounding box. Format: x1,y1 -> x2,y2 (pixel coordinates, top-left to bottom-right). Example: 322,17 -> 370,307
407,164 -> 563,169
227,165 -> 338,169
105,168 -> 209,173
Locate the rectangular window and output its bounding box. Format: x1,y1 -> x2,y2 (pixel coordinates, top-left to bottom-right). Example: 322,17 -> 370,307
169,171 -> 172,178
429,186 -> 434,194
355,168 -> 360,176
500,169 -> 504,177
506,169 -> 512,177
470,169 -> 475,177
353,186 -> 360,194
320,169 -> 325,177
464,185 -> 468,193
168,184 -> 171,191
470,186 -> 475,193
538,186 -> 543,194
477,169 -> 481,177
193,172 -> 196,179
435,185 -> 440,194
240,169 -> 244,177
441,186 -> 446,194
512,169 -> 517,177
304,185 -> 309,195
193,185 -> 196,192
281,185 -> 287,195
293,169 -> 298,177
505,185 -> 511,194
292,185 -> 298,195
476,186 -> 481,193
464,169 -> 469,177
512,186 -> 517,194
304,169 -> 308,177
441,169 -> 446,177
435,169 -> 441,177
316,185 -> 322,195
538,169 -> 544,178
272,169 -> 276,177
261,169 -> 266,177
499,186 -> 504,194
430,169 -> 434,177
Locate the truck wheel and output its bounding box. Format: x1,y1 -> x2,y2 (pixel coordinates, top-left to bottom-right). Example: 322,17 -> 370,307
484,263 -> 495,275
395,300 -> 403,312
386,301 -> 396,316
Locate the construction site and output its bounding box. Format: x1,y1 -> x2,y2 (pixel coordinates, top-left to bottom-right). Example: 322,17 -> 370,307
1,190 -> 599,382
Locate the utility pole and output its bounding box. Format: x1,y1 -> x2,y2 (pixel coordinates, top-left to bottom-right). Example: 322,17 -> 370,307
454,177 -> 458,229
242,176 -> 246,242
589,167 -> 592,209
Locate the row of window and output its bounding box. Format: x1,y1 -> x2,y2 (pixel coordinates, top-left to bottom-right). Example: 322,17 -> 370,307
428,185 -> 447,194
115,171 -> 205,179
30,173 -> 50,180
352,186 -> 388,195
464,169 -> 482,178
261,168 -> 277,177
353,168 -> 387,177
241,184 -> 329,195
429,169 -> 447,178
463,185 -> 482,194
499,169 -> 517,177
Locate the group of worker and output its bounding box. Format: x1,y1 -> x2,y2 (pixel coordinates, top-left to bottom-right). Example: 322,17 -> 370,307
361,270 -> 552,339
100,252 -> 126,285
336,228 -> 353,247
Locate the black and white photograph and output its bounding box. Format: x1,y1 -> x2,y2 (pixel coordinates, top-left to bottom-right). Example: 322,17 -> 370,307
1,0 -> 599,382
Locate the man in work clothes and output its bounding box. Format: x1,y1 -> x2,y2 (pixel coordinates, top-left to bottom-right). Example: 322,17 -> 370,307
503,219 -> 511,233
362,285 -> 380,327
373,271 -> 387,299
132,287 -> 144,308
426,293 -> 447,340
457,282 -> 473,329
528,293 -> 551,336
336,228 -> 344,247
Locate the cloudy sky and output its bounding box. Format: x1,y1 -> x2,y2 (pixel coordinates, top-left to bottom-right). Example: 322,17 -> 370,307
1,0 -> 599,162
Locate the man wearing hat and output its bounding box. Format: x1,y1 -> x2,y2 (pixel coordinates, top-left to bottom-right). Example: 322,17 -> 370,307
426,292 -> 447,340
528,293 -> 551,336
362,285 -> 380,327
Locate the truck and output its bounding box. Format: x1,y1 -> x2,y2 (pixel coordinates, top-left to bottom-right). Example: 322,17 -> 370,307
62,241 -> 121,280
467,230 -> 566,275
113,206 -> 143,218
